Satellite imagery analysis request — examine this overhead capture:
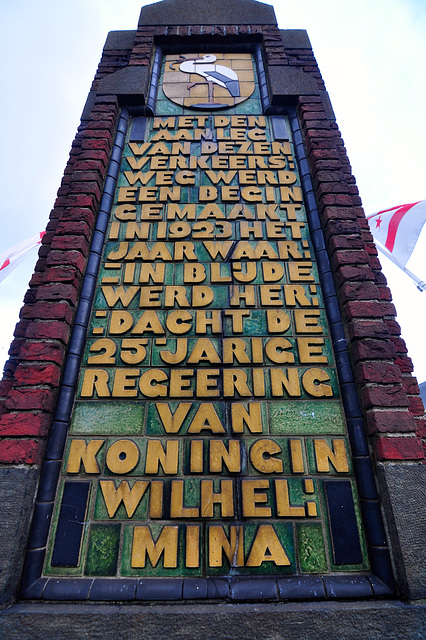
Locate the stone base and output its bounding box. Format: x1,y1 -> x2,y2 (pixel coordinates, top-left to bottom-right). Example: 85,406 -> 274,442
1,602 -> 425,640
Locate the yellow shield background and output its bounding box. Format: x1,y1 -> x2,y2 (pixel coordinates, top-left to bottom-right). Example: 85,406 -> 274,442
163,53 -> 255,109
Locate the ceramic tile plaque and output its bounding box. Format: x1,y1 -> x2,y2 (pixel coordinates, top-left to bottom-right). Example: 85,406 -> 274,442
43,53 -> 370,584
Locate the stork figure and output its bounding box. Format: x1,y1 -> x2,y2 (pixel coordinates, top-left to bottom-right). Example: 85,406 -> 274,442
178,55 -> 240,103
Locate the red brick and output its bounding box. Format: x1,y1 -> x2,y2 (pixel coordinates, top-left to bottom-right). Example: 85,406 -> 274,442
408,396 -> 425,417
348,320 -> 389,340
374,436 -> 424,460
36,283 -> 78,306
55,221 -> 91,239
331,250 -> 370,268
356,361 -> 402,385
43,266 -> 80,286
25,321 -> 70,343
0,380 -> 13,397
415,418 -> 426,438
391,336 -> 408,354
366,409 -> 416,434
0,439 -> 44,464
345,300 -> 397,319
46,250 -> 86,273
402,376 -> 420,396
395,355 -> 414,373
54,194 -> 96,208
20,301 -> 74,324
340,281 -> 379,302
19,342 -> 65,365
6,388 -> 56,412
352,339 -> 396,362
361,385 -> 409,409
328,236 -> 364,252
14,364 -> 61,387
0,412 -> 50,436
336,265 -> 374,284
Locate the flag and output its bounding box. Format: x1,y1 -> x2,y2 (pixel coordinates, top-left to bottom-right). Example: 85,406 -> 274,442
367,201 -> 426,267
0,232 -> 45,284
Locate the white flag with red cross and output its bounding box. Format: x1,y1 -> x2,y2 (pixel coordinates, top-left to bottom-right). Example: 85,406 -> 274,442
0,232 -> 45,284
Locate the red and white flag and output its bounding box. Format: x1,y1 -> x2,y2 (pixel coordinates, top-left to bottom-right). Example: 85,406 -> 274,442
0,232 -> 45,284
367,201 -> 426,267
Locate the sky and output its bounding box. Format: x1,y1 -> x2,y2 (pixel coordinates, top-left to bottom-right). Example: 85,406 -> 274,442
1,0 -> 426,381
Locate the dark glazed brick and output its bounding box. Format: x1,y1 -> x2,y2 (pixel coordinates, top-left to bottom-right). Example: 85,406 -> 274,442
323,575 -> 373,598
43,578 -> 92,600
53,386 -> 75,423
360,500 -> 387,546
206,578 -> 230,599
352,458 -> 378,499
67,325 -> 88,356
27,502 -> 53,549
37,460 -> 62,502
278,576 -> 325,599
368,574 -> 394,596
60,354 -> 81,388
136,578 -> 183,600
182,578 -> 208,599
347,417 -> 369,456
89,579 -> 137,601
20,578 -> 47,599
20,549 -> 46,593
44,421 -> 68,460
230,577 -> 278,600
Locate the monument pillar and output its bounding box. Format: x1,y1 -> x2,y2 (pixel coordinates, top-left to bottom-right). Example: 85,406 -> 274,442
0,1 -> 425,636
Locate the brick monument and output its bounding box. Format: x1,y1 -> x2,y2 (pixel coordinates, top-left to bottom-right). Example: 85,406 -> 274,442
1,0 -> 425,637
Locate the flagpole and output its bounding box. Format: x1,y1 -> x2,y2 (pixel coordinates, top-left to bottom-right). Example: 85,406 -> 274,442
375,243 -> 426,292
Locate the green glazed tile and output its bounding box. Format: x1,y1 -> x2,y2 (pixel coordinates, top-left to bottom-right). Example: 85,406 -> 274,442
269,400 -> 346,435
85,524 -> 121,576
70,401 -> 145,436
297,523 -> 328,573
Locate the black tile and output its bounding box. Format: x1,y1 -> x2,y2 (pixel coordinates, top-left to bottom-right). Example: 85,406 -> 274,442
130,117 -> 147,142
136,578 -> 183,600
230,577 -> 277,600
353,458 -> 378,499
324,480 -> 363,565
90,230 -> 107,256
368,573 -> 394,596
323,575 -> 372,598
277,576 -> 325,600
43,578 -> 92,600
103,176 -> 117,198
360,500 -> 387,546
206,578 -> 230,599
51,482 -> 91,567
340,383 -> 362,419
27,502 -> 53,549
74,298 -> 92,327
369,547 -> 394,588
335,351 -> 354,385
37,460 -> 61,502
67,324 -> 88,356
44,421 -> 68,460
85,252 -> 101,278
182,578 -> 208,599
61,354 -> 81,388
20,549 -> 45,591
20,578 -> 47,599
53,386 -> 75,423
90,579 -> 137,601
79,274 -> 97,301
347,418 -> 369,457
